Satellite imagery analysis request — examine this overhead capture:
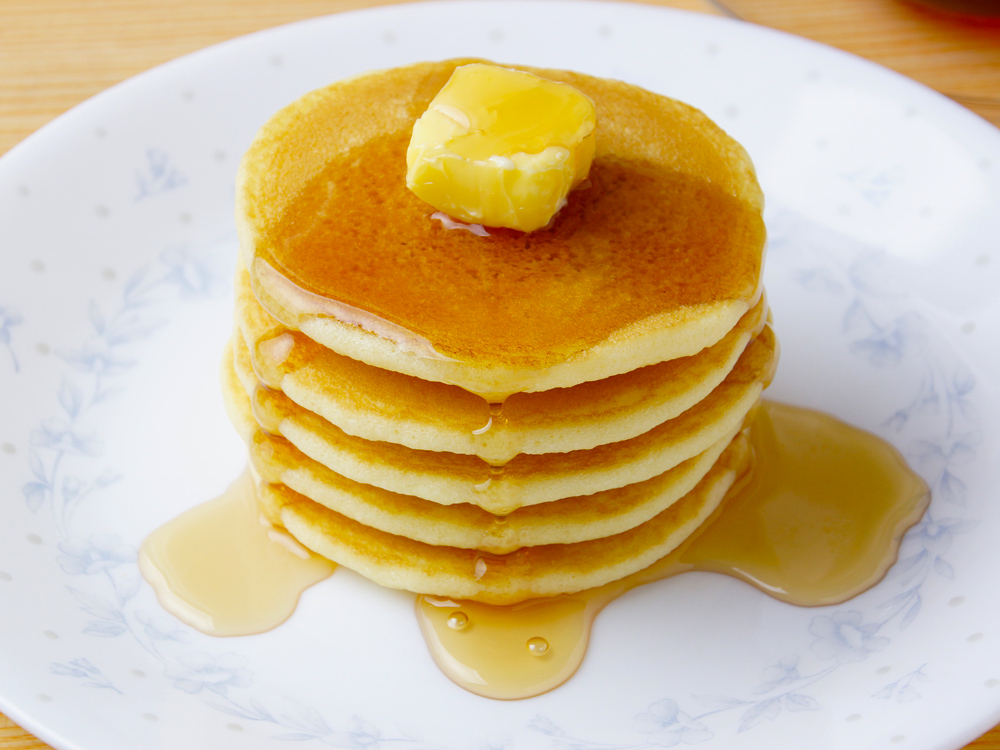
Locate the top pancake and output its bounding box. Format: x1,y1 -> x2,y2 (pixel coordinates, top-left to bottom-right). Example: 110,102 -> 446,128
237,59 -> 766,398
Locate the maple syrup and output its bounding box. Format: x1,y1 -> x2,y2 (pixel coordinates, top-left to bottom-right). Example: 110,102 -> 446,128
251,132 -> 765,369
415,400 -> 929,699
138,471 -> 334,636
140,401 -> 927,694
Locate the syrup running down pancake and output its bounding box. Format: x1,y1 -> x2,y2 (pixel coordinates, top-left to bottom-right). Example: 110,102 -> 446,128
221,58 -> 773,603
222,338 -> 757,553
235,260 -> 770,463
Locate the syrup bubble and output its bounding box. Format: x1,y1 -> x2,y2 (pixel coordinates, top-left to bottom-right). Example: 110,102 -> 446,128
447,612 -> 469,631
526,636 -> 549,656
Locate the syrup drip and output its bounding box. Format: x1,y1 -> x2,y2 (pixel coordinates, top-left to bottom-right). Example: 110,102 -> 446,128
252,257 -> 457,362
415,401 -> 929,700
257,331 -> 295,371
249,383 -> 284,436
471,403 -> 504,437
138,471 -> 335,636
250,329 -> 302,391
473,459 -> 509,494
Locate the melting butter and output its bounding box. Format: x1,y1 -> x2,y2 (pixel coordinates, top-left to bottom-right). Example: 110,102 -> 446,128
406,63 -> 597,232
139,471 -> 335,637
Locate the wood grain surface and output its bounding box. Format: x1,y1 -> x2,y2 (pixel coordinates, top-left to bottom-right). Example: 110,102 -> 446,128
711,0 -> 1000,124
0,1 -> 997,749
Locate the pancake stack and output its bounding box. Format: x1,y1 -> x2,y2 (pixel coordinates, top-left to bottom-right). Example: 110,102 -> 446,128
223,60 -> 775,605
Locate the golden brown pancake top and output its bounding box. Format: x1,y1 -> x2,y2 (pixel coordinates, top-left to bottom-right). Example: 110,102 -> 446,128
239,60 -> 765,369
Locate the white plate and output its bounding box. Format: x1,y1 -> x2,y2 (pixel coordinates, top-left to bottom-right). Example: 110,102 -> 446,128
2,2 -> 1000,749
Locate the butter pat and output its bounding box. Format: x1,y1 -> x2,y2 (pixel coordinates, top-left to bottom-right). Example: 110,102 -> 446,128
406,63 -> 597,232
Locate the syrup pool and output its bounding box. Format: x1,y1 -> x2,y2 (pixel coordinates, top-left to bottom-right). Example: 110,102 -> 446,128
414,401 -> 929,699
139,471 -> 335,636
139,401 -> 928,696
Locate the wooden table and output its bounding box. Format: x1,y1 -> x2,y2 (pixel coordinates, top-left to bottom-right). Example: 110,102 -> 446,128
1,1 -> 997,748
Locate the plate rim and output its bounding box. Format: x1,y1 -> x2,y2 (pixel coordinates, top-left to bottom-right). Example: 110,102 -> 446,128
2,2 -> 1000,749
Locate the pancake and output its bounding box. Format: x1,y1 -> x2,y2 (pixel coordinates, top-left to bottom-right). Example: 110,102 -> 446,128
222,339 -> 744,552
224,59 -> 775,605
235,261 -> 769,463
252,432 -> 752,605
236,59 -> 766,399
230,324 -> 777,513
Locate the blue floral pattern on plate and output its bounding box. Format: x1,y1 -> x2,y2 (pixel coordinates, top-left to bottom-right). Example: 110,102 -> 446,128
0,304 -> 22,372
2,4 -> 999,750
14,200 -> 986,749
